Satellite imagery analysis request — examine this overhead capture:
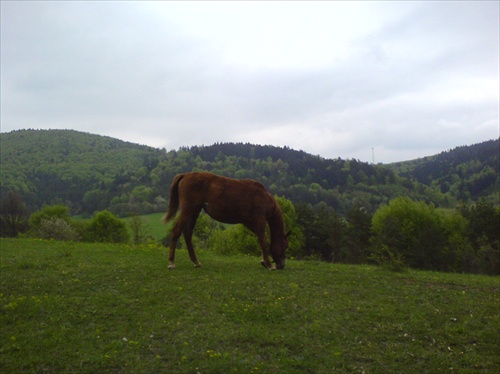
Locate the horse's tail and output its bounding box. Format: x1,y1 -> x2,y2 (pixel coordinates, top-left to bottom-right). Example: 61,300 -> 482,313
163,174 -> 185,223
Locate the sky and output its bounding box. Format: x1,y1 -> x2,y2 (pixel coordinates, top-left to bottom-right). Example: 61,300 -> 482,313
1,1 -> 498,164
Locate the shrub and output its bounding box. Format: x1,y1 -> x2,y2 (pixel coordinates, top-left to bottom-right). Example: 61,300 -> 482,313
368,244 -> 406,272
128,215 -> 151,245
208,225 -> 258,256
27,205 -> 80,241
371,197 -> 448,271
275,196 -> 305,259
31,218 -> 80,241
87,210 -> 129,244
29,205 -> 71,228
208,227 -> 239,256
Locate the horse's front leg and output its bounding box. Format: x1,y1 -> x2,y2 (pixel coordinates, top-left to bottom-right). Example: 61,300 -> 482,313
256,230 -> 276,270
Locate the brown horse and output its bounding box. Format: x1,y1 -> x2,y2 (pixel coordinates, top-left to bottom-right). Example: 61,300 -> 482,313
163,172 -> 289,270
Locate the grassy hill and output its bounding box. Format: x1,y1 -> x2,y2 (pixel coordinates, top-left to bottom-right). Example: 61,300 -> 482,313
1,238 -> 498,373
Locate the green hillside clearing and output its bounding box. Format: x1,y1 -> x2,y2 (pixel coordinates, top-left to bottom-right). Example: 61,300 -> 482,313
1,239 -> 498,373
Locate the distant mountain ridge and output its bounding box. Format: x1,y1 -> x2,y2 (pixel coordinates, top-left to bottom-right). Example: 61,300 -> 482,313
1,129 -> 497,216
389,139 -> 499,201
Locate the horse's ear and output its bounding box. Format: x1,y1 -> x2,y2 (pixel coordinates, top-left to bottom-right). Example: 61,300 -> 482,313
286,230 -> 292,238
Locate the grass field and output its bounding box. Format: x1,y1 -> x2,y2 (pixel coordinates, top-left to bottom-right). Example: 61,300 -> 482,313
126,213 -> 167,241
1,238 -> 499,373
75,213 -> 168,242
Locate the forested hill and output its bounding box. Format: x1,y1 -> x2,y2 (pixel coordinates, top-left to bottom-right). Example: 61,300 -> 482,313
1,129 -> 497,216
389,139 -> 499,202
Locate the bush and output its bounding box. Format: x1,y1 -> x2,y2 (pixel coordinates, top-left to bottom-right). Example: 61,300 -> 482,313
128,215 -> 151,245
27,205 -> 79,241
208,225 -> 258,256
368,244 -> 406,272
370,198 -> 499,275
31,218 -> 80,241
475,242 -> 500,276
29,205 -> 71,228
371,197 -> 448,271
208,227 -> 239,256
87,210 -> 129,244
275,196 -> 305,260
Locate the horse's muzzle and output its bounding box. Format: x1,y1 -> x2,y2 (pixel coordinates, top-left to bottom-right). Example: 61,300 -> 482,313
275,260 -> 285,270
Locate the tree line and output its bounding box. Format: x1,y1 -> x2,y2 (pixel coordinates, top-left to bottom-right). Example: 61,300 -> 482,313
2,190 -> 498,275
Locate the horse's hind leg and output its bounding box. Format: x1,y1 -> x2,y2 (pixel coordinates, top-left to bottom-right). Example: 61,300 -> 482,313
168,219 -> 185,269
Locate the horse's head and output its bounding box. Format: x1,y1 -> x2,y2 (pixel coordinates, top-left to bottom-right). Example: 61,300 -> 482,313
270,231 -> 291,270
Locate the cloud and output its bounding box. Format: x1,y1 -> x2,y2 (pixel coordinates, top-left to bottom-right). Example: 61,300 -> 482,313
1,1 -> 498,163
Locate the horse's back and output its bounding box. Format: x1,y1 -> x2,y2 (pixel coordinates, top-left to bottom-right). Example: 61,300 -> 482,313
176,172 -> 274,224
179,172 -> 268,197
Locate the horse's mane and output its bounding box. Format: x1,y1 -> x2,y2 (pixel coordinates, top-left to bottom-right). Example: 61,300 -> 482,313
269,197 -> 286,238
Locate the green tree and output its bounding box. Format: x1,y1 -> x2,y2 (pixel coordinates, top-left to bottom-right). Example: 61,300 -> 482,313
296,202 -> 345,262
441,211 -> 474,273
460,199 -> 500,249
88,210 -> 129,244
275,196 -> 305,259
459,199 -> 500,275
0,191 -> 29,237
128,215 -> 151,245
343,202 -> 372,263
371,197 -> 448,271
295,203 -> 317,259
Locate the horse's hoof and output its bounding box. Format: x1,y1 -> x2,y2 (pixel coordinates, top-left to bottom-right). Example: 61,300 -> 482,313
194,263 -> 202,268
168,264 -> 176,270
261,260 -> 273,269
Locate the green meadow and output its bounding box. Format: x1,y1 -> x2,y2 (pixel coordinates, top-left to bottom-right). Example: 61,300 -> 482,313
74,213 -> 167,241
125,213 -> 167,241
1,238 -> 499,373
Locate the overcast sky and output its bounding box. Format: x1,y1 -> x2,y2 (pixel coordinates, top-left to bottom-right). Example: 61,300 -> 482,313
1,1 -> 498,163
